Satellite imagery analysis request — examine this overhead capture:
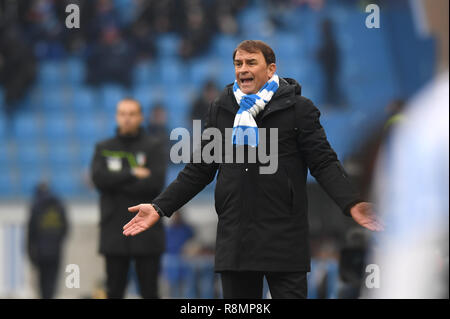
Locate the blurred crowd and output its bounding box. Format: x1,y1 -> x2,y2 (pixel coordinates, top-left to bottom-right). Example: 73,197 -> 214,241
0,0 -> 353,114
1,0 -> 447,299
1,0 -> 249,59
0,0 -> 249,100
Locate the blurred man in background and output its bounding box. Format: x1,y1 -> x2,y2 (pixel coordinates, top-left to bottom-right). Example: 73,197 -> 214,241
27,182 -> 69,299
147,103 -> 170,161
162,210 -> 194,298
0,24 -> 37,117
91,98 -> 167,298
86,26 -> 135,88
365,0 -> 449,299
190,79 -> 220,131
337,228 -> 369,299
316,18 -> 342,108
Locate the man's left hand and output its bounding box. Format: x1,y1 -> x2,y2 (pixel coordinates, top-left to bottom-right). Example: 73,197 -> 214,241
350,202 -> 384,232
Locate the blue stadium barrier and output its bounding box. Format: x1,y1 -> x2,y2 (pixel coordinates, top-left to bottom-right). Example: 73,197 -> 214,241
101,110 -> 119,137
64,58 -> 86,86
133,60 -> 158,86
282,5 -> 315,31
50,168 -> 82,197
46,142 -> 76,168
71,86 -> 98,114
132,85 -> 159,111
237,6 -> 268,39
73,111 -> 106,144
0,111 -> 6,139
113,0 -> 136,26
41,112 -> 73,140
217,64 -> 235,90
156,34 -> 181,58
41,88 -> 70,111
17,169 -> 46,197
183,256 -> 216,299
0,88 -> 4,110
15,142 -> 46,168
0,146 -> 10,170
99,84 -> 129,111
38,61 -> 65,87
0,167 -> 15,197
271,32 -> 302,60
187,58 -> 223,90
79,142 -> 97,168
382,10 -> 436,97
162,86 -> 193,131
12,113 -> 41,141
21,86 -> 43,112
294,9 -> 324,54
308,258 -> 339,299
211,34 -> 239,60
158,57 -> 187,86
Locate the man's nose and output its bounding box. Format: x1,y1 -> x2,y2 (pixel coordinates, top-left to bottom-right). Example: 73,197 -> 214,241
240,63 -> 250,73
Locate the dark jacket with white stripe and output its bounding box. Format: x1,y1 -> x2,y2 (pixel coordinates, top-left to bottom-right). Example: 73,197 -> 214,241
91,128 -> 167,256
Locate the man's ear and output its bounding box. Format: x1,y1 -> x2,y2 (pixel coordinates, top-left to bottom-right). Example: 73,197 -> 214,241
268,63 -> 277,78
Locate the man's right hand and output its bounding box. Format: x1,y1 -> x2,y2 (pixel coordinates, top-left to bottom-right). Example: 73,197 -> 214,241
132,167 -> 151,179
123,204 -> 160,236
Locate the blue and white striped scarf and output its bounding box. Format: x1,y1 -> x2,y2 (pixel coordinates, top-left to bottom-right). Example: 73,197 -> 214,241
232,74 -> 279,147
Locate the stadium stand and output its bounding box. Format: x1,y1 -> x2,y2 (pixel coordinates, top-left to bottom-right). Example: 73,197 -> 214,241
0,0 -> 436,200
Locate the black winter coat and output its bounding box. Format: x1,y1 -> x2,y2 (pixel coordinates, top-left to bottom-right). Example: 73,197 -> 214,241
27,191 -> 68,264
91,128 -> 167,256
153,78 -> 362,272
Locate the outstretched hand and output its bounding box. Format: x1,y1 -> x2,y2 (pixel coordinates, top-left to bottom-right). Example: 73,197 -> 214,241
350,202 -> 384,232
123,204 -> 160,236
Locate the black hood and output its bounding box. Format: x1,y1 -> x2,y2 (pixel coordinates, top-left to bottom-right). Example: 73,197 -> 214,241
280,77 -> 302,96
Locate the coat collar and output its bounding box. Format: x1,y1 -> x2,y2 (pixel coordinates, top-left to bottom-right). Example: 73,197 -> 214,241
116,126 -> 144,142
218,77 -> 301,121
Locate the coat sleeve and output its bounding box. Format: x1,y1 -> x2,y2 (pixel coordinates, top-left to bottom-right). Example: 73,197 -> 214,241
90,143 -> 136,192
152,103 -> 220,217
27,206 -> 38,263
58,200 -> 69,241
296,97 -> 363,216
118,140 -> 168,198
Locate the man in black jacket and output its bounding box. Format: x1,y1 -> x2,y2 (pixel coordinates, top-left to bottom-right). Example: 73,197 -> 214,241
91,98 -> 167,298
123,40 -> 383,299
27,182 -> 68,299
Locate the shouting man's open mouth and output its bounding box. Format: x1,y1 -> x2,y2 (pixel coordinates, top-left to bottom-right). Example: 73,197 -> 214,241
239,75 -> 255,90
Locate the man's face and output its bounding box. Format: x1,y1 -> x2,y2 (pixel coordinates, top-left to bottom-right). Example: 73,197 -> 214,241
234,49 -> 276,94
116,100 -> 143,135
151,108 -> 167,125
